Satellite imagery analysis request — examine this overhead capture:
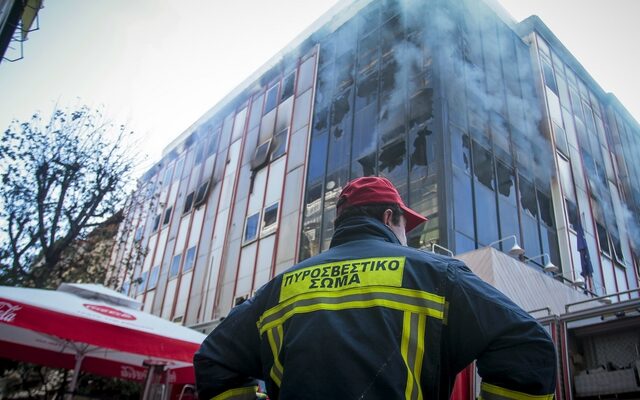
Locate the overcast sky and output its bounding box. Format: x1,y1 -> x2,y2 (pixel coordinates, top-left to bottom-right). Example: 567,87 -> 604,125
1,0 -> 638,173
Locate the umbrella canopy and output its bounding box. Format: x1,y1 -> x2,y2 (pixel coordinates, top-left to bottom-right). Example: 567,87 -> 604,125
0,284 -> 206,389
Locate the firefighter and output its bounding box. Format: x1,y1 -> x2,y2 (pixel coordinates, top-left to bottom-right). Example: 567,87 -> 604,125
194,176 -> 557,400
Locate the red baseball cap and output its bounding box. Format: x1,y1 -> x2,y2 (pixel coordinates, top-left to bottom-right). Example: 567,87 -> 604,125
336,176 -> 428,233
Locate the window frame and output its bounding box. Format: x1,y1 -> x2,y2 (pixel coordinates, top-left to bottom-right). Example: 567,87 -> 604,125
163,206 -> 173,226
169,253 -> 182,279
261,202 -> 280,237
183,191 -> 195,215
147,265 -> 160,290
243,211 -> 261,244
182,246 -> 197,273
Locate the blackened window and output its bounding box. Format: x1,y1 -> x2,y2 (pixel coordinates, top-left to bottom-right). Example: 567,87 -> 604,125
519,177 -> 538,219
169,254 -> 182,278
251,140 -> 272,171
451,126 -> 471,174
496,161 -> 516,204
611,233 -> 624,262
163,206 -> 172,226
565,199 -> 578,231
472,143 -> 494,190
183,191 -> 195,214
264,84 -> 279,114
183,246 -> 196,273
194,181 -> 210,206
355,71 -> 378,111
596,223 -> 610,256
281,72 -> 295,102
152,214 -> 161,232
537,190 -> 554,228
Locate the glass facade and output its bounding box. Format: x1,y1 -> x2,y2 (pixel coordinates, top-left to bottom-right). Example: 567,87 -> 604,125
109,0 -> 640,329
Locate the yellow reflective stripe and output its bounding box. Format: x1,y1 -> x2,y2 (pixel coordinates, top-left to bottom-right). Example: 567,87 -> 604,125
414,313 -> 426,399
210,385 -> 258,400
267,326 -> 284,387
480,382 -> 554,400
401,312 -> 414,400
257,286 -> 444,334
401,312 -> 426,400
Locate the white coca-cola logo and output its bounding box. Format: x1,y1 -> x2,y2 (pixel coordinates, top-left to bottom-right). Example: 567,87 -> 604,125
0,302 -> 21,323
83,304 -> 136,320
120,365 -> 147,381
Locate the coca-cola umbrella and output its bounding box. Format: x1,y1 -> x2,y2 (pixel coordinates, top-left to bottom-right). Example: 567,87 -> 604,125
0,283 -> 206,397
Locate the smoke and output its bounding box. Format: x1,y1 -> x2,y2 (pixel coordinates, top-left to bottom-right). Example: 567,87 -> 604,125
395,0 -> 552,180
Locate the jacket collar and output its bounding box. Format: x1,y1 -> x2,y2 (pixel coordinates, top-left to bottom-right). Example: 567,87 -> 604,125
329,216 -> 401,248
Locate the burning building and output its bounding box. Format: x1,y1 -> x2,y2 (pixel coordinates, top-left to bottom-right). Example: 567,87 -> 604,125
108,0 -> 640,396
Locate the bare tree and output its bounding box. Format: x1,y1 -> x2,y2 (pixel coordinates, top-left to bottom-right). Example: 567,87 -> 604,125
0,105 -> 139,288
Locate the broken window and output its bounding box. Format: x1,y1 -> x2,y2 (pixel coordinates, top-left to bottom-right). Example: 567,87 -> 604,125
136,271 -> 148,295
183,191 -> 195,214
356,71 -> 378,111
193,180 -> 210,207
596,222 -> 610,256
379,138 -> 405,174
152,214 -> 161,232
251,139 -> 272,171
472,142 -> 494,190
519,177 -> 538,219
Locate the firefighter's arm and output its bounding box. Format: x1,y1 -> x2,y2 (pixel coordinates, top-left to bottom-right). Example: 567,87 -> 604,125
194,297 -> 263,400
445,261 -> 557,399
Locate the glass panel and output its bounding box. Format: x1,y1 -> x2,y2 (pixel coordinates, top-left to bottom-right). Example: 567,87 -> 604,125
244,212 -> 260,243
498,199 -> 520,245
307,132 -> 329,182
496,161 -> 516,205
271,128 -> 288,160
475,184 -> 499,246
292,89 -> 313,133
248,93 -> 265,129
183,246 -> 196,273
472,142 -> 494,190
264,83 -> 279,115
169,254 -> 182,279
163,206 -> 172,226
451,125 -> 471,174
136,271 -> 148,295
262,202 -> 279,233
519,176 -> 538,219
147,266 -> 159,290
521,215 -> 541,257
281,71 -> 296,102
596,223 -> 611,256
553,122 -> 568,156
352,103 -> 378,177
453,167 -> 474,239
455,231 -> 476,254
557,156 -> 576,202
541,61 -> 558,94
537,190 -> 554,228
546,89 -> 562,125
297,55 -> 316,95
183,192 -> 195,214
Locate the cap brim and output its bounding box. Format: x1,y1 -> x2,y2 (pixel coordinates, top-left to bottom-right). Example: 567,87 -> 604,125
401,205 -> 428,233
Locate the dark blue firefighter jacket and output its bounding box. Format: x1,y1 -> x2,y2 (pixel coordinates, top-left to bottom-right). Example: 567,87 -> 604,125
194,216 -> 556,400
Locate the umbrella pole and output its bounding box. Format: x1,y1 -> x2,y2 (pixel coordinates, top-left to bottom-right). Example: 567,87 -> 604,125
66,352 -> 85,400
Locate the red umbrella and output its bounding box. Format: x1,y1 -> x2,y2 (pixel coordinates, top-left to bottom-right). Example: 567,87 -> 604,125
0,283 -> 206,397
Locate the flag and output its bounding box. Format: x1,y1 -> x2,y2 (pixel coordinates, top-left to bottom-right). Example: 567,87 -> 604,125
576,221 -> 594,278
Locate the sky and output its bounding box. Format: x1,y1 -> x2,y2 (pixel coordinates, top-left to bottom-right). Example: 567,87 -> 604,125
1,0 -> 638,174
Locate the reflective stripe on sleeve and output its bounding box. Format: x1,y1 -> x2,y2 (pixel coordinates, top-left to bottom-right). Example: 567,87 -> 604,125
401,312 -> 427,400
257,286 -> 445,334
210,385 -> 258,400
480,382 -> 554,400
267,325 -> 284,387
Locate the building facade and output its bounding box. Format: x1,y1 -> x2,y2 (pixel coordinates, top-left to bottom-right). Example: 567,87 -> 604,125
108,0 -> 640,332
